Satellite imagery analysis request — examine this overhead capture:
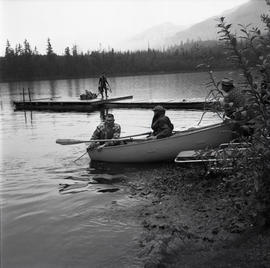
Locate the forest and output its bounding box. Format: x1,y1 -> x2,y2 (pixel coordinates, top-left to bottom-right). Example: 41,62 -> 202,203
0,38 -> 234,82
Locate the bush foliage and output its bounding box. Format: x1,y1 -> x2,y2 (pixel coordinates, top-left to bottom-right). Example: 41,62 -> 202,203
203,1 -> 270,225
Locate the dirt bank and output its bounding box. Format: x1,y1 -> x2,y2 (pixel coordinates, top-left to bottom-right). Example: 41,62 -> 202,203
127,163 -> 270,267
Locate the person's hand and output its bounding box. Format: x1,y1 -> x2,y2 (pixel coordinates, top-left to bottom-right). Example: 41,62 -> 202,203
219,98 -> 225,106
97,144 -> 106,151
105,141 -> 112,146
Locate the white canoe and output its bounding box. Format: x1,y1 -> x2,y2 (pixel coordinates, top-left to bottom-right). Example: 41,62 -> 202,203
88,122 -> 233,163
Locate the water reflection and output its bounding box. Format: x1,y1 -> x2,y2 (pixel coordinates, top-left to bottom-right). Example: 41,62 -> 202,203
48,80 -> 57,98
23,110 -> 33,125
99,108 -> 109,120
89,159 -> 171,174
66,79 -> 73,97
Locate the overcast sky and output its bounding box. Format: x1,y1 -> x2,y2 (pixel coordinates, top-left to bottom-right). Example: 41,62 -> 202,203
1,0 -> 249,55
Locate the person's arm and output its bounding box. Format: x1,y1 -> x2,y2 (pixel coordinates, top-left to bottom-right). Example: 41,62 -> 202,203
148,117 -> 173,139
87,125 -> 102,151
105,78 -> 112,92
113,124 -> 121,139
156,123 -> 172,139
91,125 -> 102,140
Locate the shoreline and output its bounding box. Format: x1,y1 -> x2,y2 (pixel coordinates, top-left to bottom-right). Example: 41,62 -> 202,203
124,163 -> 270,267
0,67 -> 237,84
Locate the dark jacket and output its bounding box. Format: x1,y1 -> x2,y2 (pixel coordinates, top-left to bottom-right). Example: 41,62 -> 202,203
151,113 -> 174,139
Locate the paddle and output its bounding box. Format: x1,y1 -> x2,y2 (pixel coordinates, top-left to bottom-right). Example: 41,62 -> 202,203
56,131 -> 151,145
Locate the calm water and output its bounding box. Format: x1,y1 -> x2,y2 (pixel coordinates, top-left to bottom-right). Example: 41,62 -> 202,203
0,71 -> 238,267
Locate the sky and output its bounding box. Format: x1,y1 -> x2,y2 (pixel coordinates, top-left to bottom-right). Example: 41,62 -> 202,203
0,0 -> 250,56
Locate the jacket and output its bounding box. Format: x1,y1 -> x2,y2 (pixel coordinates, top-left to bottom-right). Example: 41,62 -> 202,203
151,114 -> 174,139
91,122 -> 121,145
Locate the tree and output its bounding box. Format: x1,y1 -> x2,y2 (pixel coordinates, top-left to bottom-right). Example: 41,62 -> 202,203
5,40 -> 14,57
46,38 -> 54,56
23,39 -> 32,55
72,45 -> 78,57
33,46 -> 39,55
15,44 -> 23,56
64,46 -> 71,57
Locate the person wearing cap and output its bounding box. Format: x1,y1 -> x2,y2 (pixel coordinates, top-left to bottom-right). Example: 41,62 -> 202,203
221,78 -> 246,119
87,113 -> 121,151
221,78 -> 254,137
147,105 -> 174,140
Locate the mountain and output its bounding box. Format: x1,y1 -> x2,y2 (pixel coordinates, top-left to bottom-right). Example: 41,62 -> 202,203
167,0 -> 267,46
116,22 -> 187,51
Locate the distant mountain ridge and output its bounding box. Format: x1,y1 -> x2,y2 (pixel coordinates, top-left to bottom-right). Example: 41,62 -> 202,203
167,0 -> 267,46
118,0 -> 268,51
117,22 -> 187,51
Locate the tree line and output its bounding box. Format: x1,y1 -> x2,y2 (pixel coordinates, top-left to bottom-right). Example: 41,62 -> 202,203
0,38 -> 235,82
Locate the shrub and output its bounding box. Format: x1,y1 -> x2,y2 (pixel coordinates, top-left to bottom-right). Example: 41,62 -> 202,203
202,1 -> 270,225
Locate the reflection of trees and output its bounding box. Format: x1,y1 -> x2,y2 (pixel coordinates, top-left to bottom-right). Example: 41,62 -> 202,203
74,79 -> 80,97
49,80 -> 57,97
107,76 -> 116,96
7,81 -> 23,101
66,79 -> 73,98
100,108 -> 108,121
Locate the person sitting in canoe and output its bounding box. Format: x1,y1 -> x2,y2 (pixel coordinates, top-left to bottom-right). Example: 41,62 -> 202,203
147,105 -> 174,140
87,113 -> 121,151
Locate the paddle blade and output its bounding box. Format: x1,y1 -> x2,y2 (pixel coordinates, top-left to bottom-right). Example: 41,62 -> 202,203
56,139 -> 86,145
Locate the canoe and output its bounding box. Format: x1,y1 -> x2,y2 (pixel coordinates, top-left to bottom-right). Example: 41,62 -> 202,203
88,122 -> 233,163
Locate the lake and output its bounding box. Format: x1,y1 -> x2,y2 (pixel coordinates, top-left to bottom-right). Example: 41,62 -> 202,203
0,70 -> 238,267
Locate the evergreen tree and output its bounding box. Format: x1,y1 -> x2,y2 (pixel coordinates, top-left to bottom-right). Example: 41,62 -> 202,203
64,46 -> 71,57
23,39 -> 32,55
15,44 -> 23,56
5,40 -> 14,57
33,46 -> 39,55
46,38 -> 54,56
72,45 -> 78,57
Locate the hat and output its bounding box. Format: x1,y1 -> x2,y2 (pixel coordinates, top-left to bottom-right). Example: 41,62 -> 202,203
153,105 -> 165,112
221,78 -> 234,87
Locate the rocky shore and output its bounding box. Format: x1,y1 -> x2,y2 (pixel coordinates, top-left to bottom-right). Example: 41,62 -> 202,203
126,163 -> 270,267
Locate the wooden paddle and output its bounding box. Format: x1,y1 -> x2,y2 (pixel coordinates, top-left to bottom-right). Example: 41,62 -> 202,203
56,131 -> 151,145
